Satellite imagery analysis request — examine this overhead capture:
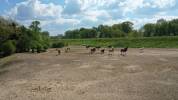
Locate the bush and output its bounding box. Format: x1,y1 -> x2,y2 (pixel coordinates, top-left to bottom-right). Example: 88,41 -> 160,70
42,44 -> 48,52
52,42 -> 65,48
37,44 -> 43,53
1,40 -> 16,56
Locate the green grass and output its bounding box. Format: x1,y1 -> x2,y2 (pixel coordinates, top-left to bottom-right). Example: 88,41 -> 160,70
51,36 -> 178,48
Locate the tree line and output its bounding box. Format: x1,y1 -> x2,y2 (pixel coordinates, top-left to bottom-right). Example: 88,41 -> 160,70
1,16 -> 178,57
62,19 -> 178,39
0,16 -> 50,57
141,19 -> 178,37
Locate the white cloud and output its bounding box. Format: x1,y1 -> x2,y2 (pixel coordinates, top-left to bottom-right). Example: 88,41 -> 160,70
83,10 -> 111,22
3,0 -> 178,35
79,0 -> 118,10
8,0 -> 62,20
119,0 -> 145,14
152,0 -> 176,9
56,18 -> 80,25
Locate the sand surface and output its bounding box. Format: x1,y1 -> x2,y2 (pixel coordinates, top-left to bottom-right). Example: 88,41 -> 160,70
0,46 -> 178,100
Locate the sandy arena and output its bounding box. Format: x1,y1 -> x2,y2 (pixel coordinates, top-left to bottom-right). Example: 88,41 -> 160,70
0,46 -> 178,100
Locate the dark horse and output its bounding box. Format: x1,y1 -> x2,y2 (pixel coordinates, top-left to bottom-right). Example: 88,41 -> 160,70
120,47 -> 128,56
100,49 -> 105,54
57,49 -> 61,56
90,48 -> 96,54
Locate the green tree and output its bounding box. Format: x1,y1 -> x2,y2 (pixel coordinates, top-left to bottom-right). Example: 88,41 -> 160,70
80,28 -> 97,38
29,21 -> 41,32
64,29 -> 80,39
142,23 -> 155,37
1,40 -> 16,56
121,21 -> 133,34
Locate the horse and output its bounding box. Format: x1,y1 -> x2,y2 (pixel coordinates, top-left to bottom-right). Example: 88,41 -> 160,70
57,49 -> 61,55
120,47 -> 128,56
100,49 -> 105,54
64,47 -> 71,53
108,48 -> 114,56
90,48 -> 96,54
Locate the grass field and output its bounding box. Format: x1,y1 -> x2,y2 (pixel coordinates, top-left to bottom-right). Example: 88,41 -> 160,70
52,36 -> 178,48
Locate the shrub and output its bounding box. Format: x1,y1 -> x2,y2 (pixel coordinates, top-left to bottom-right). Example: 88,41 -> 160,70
1,40 -> 16,56
36,44 -> 43,53
52,42 -> 65,48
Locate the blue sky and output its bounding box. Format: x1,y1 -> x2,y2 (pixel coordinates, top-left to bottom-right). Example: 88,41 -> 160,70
0,0 -> 178,36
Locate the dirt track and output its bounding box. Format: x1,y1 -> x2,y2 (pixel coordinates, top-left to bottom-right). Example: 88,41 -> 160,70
0,46 -> 178,100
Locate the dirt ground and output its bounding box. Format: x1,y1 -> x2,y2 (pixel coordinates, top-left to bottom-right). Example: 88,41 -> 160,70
0,46 -> 178,100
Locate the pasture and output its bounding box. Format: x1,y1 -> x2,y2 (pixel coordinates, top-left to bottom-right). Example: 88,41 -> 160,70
52,36 -> 178,48
0,46 -> 178,100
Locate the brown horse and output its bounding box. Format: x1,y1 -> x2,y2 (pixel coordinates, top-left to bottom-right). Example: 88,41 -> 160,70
57,49 -> 61,55
90,48 -> 96,54
120,47 -> 128,56
108,48 -> 114,56
100,49 -> 105,54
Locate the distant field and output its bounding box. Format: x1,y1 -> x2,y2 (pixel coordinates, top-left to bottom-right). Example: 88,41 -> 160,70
51,36 -> 178,48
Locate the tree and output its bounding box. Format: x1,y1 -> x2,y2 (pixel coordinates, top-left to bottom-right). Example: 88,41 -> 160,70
80,28 -> 97,38
29,21 -> 41,32
142,23 -> 155,37
157,19 -> 166,24
1,40 -> 16,56
128,30 -> 142,37
64,29 -> 80,39
98,25 -> 112,38
121,21 -> 133,34
0,17 -> 51,57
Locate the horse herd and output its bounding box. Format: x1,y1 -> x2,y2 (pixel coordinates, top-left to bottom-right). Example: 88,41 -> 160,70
88,46 -> 128,56
56,45 -> 130,56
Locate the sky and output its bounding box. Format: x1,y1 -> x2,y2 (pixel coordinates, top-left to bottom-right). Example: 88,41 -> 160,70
0,0 -> 178,36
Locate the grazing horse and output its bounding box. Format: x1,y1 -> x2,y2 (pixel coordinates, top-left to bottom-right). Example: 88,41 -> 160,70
90,48 -> 96,54
57,49 -> 61,55
108,48 -> 114,55
65,47 -> 70,53
120,47 -> 128,56
64,47 -> 70,53
100,49 -> 105,54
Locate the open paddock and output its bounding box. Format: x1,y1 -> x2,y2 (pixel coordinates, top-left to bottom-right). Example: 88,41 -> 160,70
0,46 -> 178,100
